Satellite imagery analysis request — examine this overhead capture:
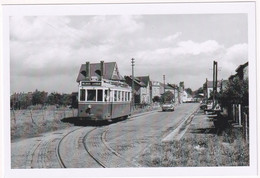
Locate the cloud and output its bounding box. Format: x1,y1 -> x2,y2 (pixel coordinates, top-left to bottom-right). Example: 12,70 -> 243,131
175,40 -> 224,55
163,32 -> 182,42
136,40 -> 224,66
9,15 -> 248,93
219,43 -> 248,77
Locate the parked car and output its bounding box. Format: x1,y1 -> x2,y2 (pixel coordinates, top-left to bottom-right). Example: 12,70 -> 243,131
161,102 -> 175,112
200,103 -> 207,110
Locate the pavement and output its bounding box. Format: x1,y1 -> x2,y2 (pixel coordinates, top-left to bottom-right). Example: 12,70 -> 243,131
185,108 -> 217,136
161,105 -> 219,143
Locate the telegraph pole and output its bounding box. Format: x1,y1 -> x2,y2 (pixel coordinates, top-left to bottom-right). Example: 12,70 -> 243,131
163,75 -> 165,103
212,61 -> 218,108
163,75 -> 166,93
131,58 -> 135,112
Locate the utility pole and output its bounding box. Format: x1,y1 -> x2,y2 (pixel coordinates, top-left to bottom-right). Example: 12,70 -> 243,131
163,75 -> 165,103
131,58 -> 135,112
212,61 -> 218,108
163,75 -> 166,93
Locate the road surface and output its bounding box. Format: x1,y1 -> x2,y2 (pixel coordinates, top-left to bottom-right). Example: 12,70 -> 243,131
11,103 -> 199,168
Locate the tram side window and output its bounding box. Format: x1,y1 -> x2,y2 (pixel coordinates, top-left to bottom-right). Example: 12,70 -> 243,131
80,89 -> 85,101
87,89 -> 96,101
122,91 -> 125,101
118,91 -> 121,101
104,90 -> 109,102
128,92 -> 130,101
114,90 -> 117,102
125,92 -> 127,101
97,89 -> 103,101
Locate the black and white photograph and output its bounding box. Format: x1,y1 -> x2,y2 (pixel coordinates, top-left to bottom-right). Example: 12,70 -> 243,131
1,1 -> 258,178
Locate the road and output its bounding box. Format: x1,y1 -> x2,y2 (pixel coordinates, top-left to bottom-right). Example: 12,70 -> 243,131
11,103 -> 199,168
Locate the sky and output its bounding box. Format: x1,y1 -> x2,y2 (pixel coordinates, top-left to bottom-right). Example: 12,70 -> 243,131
10,14 -> 248,94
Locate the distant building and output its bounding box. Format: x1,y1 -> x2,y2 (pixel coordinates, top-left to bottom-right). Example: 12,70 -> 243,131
167,84 -> 179,104
182,90 -> 193,103
164,84 -> 175,94
125,75 -> 151,104
150,81 -> 161,100
204,79 -> 222,99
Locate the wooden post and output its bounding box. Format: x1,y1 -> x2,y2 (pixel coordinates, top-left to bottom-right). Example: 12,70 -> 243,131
245,113 -> 248,143
238,104 -> 242,126
233,104 -> 236,122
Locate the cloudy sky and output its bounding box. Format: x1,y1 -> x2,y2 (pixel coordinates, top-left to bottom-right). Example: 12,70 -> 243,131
10,14 -> 248,94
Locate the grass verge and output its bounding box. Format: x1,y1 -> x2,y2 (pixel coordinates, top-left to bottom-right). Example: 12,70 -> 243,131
138,125 -> 249,167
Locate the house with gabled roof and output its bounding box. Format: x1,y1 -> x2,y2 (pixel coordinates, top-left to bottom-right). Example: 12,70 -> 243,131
125,75 -> 151,104
204,79 -> 222,99
76,62 -> 124,82
150,81 -> 161,100
182,89 -> 193,103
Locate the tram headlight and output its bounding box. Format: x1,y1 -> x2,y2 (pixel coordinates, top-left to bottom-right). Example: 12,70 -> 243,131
88,104 -> 92,109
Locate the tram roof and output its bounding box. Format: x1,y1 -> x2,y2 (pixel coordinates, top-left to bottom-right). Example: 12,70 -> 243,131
76,62 -> 124,82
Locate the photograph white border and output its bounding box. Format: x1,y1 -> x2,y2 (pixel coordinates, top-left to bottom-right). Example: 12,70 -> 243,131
1,1 -> 258,178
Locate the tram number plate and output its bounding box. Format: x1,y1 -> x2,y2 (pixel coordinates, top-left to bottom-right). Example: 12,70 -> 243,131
82,82 -> 101,86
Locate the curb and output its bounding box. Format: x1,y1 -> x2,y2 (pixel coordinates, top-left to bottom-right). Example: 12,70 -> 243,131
161,106 -> 199,142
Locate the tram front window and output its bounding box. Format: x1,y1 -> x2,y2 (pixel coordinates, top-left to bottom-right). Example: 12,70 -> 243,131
80,89 -> 85,101
87,90 -> 96,101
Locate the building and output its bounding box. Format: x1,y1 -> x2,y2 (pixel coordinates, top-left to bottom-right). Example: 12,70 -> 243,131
125,75 -> 151,104
76,61 -> 124,82
235,61 -> 248,81
167,84 -> 179,104
182,90 -> 193,103
204,79 -> 222,99
150,81 -> 161,100
164,84 -> 175,94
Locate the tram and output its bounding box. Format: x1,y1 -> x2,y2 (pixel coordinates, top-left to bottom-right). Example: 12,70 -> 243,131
77,61 -> 132,121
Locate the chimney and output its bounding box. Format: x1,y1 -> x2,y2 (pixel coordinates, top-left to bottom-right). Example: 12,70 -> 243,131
100,61 -> 104,81
86,62 -> 90,80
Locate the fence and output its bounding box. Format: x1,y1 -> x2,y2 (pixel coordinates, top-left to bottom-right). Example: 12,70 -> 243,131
231,104 -> 249,142
10,108 -> 77,140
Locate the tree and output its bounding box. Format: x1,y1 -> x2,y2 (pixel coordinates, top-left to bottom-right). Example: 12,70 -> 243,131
61,94 -> 72,106
219,78 -> 248,107
47,92 -> 62,105
152,96 -> 161,103
194,87 -> 203,95
186,88 -> 193,96
161,91 -> 174,102
32,90 -> 48,105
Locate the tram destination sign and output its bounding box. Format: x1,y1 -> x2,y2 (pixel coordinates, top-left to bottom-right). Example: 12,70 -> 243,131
81,81 -> 102,86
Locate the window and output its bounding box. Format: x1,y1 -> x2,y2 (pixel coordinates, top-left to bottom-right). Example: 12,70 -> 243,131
114,90 -> 117,102
104,90 -> 109,102
97,89 -> 103,101
87,90 -> 96,101
118,91 -> 121,101
122,91 -> 125,101
80,89 -> 85,101
128,92 -> 130,101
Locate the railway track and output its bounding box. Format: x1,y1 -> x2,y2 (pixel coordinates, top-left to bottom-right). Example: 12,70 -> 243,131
27,127 -> 82,168
27,125 -> 138,168
83,127 -> 139,168
56,127 -> 83,168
